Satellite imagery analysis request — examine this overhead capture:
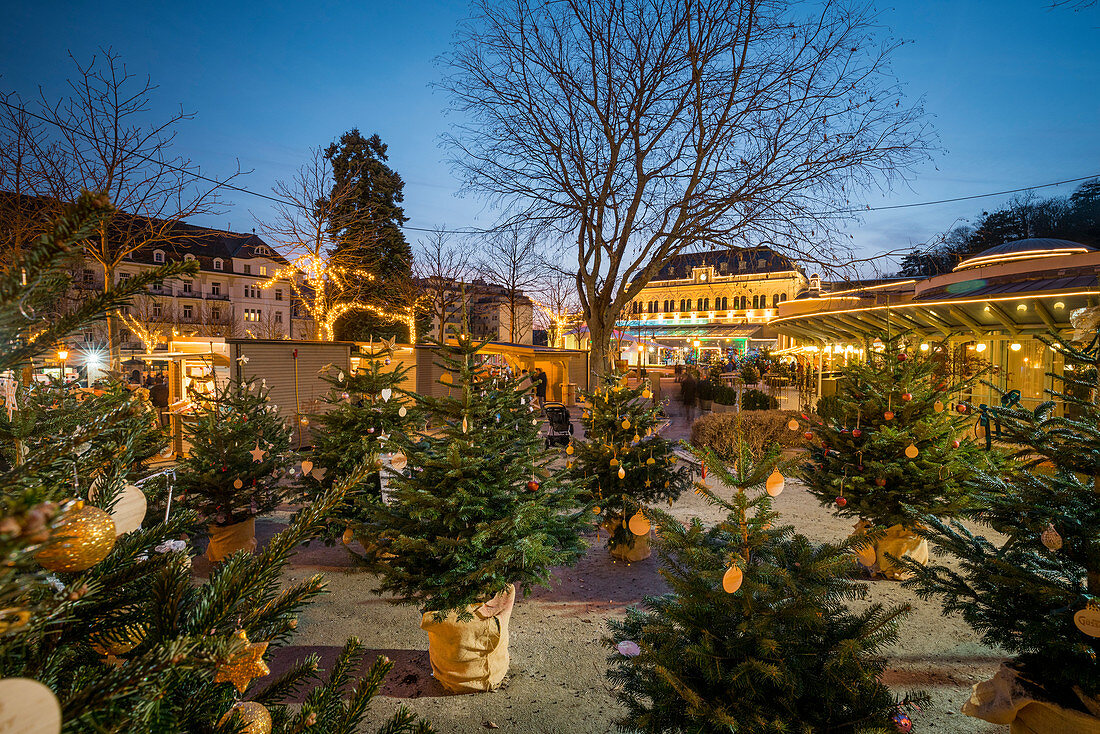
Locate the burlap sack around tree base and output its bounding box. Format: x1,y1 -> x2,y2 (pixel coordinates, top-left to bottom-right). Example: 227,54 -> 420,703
850,521 -> 928,580
421,584 -> 515,694
205,517 -> 257,562
963,663 -> 1100,733
603,516 -> 652,562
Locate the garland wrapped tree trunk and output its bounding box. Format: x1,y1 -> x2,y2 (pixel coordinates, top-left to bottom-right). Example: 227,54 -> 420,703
800,333 -> 995,579
361,334 -> 586,693
606,432 -> 923,732
0,192 -> 433,733
905,314 -> 1100,730
568,375 -> 691,561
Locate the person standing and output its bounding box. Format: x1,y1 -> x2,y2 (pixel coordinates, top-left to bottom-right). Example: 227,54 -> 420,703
150,374 -> 170,428
534,367 -> 548,411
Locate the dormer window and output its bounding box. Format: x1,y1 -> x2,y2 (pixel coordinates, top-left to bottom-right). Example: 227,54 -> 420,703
255,245 -> 270,256
153,250 -> 165,264
184,253 -> 196,262
213,258 -> 224,271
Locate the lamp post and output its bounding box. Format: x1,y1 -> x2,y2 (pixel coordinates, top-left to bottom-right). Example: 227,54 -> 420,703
56,348 -> 69,384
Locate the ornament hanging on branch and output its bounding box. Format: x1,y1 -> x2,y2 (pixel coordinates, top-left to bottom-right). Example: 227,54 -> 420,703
35,501 -> 115,572
0,678 -> 62,734
765,469 -> 785,497
1040,523 -> 1063,551
214,630 -> 271,693
218,701 -> 272,734
904,443 -> 919,459
722,565 -> 743,593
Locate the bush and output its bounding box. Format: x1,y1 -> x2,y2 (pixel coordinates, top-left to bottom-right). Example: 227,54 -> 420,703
690,409 -> 808,458
741,388 -> 778,411
739,364 -> 759,384
697,378 -> 716,402
713,385 -> 737,406
815,394 -> 843,423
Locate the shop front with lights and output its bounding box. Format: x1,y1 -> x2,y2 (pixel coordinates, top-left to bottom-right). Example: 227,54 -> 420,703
770,238 -> 1100,413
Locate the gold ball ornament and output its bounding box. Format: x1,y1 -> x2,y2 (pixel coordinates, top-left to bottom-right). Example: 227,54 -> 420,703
35,501 -> 115,572
592,506 -> 601,514
390,453 -> 408,471
0,677 -> 62,734
904,443 -> 919,459
787,419 -> 799,431
883,411 -> 895,421
633,434 -> 641,443
90,623 -> 147,656
621,419 -> 631,430
233,479 -> 244,490
646,457 -> 655,465
566,444 -> 574,455
628,512 -> 650,536
722,566 -> 744,594
440,372 -> 453,385
765,469 -> 785,497
642,389 -> 651,399
609,458 -> 619,467
218,702 -> 272,734
215,630 -> 271,693
0,607 -> 31,634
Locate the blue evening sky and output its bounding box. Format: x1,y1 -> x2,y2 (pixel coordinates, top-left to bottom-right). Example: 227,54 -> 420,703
2,1 -> 1098,273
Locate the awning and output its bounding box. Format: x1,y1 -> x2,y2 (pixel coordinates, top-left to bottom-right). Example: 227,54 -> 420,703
631,324 -> 764,339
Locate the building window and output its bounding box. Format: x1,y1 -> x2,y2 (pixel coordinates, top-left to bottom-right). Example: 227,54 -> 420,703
752,295 -> 759,309
259,266 -> 267,276
152,304 -> 162,318
275,311 -> 283,324
82,268 -> 94,284
211,282 -> 221,296
780,293 -> 787,302
243,264 -> 251,275
245,285 -> 260,299
680,299 -> 687,312
275,289 -> 283,301
153,250 -> 165,263
118,272 -> 130,281
182,280 -> 193,293
773,293 -> 780,307
696,298 -> 703,311
211,307 -> 221,321
255,245 -> 270,255
119,328 -> 131,342
245,308 -> 261,322
182,304 -> 193,319
703,298 -> 710,311
213,258 -> 224,271
184,254 -> 195,262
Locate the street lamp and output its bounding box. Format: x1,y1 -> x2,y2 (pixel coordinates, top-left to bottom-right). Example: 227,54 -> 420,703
57,348 -> 68,383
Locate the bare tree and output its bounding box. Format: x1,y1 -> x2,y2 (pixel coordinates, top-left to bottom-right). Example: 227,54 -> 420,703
476,225 -> 545,343
414,228 -> 477,342
22,49 -> 243,367
441,0 -> 933,374
243,310 -> 289,340
533,269 -> 583,348
118,294 -> 174,353
257,147 -> 409,340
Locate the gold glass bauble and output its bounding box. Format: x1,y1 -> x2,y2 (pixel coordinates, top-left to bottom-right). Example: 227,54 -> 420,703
218,701 -> 272,734
36,501 -> 116,572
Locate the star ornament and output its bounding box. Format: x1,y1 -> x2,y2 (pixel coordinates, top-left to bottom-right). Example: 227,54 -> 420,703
215,630 -> 270,693
249,442 -> 267,463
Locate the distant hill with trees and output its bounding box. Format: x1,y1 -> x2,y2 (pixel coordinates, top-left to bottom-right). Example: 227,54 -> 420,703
897,178 -> 1100,276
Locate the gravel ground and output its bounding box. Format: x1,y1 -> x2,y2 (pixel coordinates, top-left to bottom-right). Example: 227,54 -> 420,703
216,381 -> 1009,734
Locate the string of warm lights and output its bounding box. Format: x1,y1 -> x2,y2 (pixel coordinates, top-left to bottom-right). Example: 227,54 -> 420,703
118,314 -> 167,353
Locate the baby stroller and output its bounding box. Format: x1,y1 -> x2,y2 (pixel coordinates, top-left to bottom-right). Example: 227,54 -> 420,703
543,402 -> 574,448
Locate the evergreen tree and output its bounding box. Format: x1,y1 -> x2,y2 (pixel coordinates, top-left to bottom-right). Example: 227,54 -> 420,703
904,317 -> 1100,714
362,334 -> 585,616
0,192 -> 433,733
176,377 -> 294,527
297,339 -> 418,545
323,129 -> 412,341
569,375 -> 691,556
800,333 -> 993,576
607,438 -> 920,733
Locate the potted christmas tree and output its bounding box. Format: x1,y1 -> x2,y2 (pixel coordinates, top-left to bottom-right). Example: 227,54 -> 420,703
361,334 -> 586,693
296,338 -> 418,549
607,435 -> 923,732
801,333 -> 992,579
177,377 -> 294,561
905,315 -> 1100,731
569,376 -> 691,562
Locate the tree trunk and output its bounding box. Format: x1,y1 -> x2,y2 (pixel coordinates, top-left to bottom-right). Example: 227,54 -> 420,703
102,259 -> 120,369
588,319 -> 611,379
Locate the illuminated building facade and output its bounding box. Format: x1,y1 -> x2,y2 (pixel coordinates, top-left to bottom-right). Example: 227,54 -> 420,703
619,246 -> 809,362
772,238 -> 1100,411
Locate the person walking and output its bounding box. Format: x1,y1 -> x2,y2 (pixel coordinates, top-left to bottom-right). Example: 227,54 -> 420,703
680,370 -> 697,423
